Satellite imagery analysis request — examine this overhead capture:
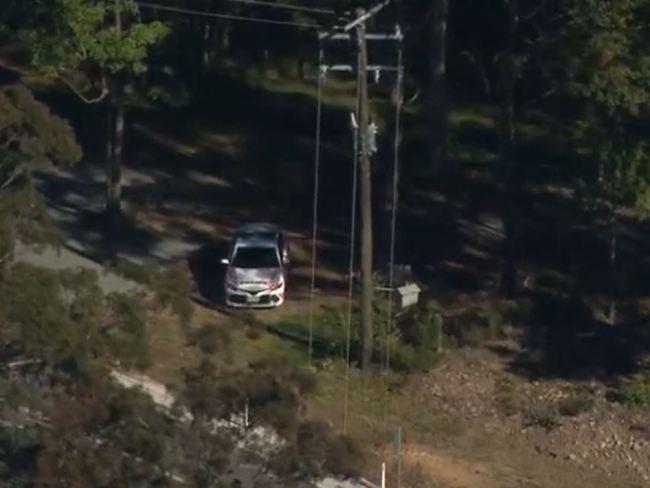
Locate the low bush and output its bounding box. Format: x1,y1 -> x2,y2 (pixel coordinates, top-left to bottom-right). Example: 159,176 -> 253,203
525,405 -> 560,431
495,378 -> 524,416
618,374 -> 650,407
111,259 -> 194,327
389,342 -> 439,372
189,324 -> 231,357
558,392 -> 595,417
111,257 -> 159,285
152,264 -> 194,327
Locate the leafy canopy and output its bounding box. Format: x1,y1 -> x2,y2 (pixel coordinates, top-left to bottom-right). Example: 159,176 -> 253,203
564,0 -> 650,214
22,0 -> 168,101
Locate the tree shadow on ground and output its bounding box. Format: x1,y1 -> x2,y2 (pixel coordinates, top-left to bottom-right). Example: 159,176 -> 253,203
32,70 -> 356,302
499,291 -> 650,381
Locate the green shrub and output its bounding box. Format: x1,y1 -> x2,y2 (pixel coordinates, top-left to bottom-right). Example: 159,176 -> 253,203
525,405 -> 560,431
152,264 -> 193,327
190,324 -> 231,356
111,259 -> 194,327
398,308 -> 444,351
105,292 -> 150,369
0,263 -> 151,371
245,326 -> 261,341
495,378 -> 524,416
618,374 -> 650,407
111,257 -> 160,285
558,393 -> 595,417
390,342 -> 439,372
533,270 -> 574,293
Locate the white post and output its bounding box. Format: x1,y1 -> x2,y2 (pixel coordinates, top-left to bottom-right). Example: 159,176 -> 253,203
244,400 -> 249,429
396,427 -> 402,488
381,462 -> 386,488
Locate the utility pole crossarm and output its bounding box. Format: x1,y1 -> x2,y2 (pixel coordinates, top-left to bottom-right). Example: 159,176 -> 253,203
343,0 -> 392,32
323,64 -> 400,73
318,30 -> 403,41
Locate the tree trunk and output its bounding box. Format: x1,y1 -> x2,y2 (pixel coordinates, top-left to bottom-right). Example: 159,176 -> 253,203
106,83 -> 124,221
497,0 -> 520,298
608,223 -> 618,325
106,4 -> 124,227
220,24 -> 230,52
429,0 -> 449,173
202,21 -> 212,70
297,58 -> 306,81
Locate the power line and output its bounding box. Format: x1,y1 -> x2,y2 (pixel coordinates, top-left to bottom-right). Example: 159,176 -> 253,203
219,0 -> 335,15
341,0 -> 392,32
307,51 -> 325,369
343,102 -> 360,437
135,1 -> 322,28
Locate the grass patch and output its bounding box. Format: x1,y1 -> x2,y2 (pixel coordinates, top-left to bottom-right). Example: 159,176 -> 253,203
558,391 -> 595,417
495,377 -> 524,417
271,304 -> 442,373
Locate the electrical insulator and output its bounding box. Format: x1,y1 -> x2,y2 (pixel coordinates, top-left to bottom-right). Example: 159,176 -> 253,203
368,122 -> 378,154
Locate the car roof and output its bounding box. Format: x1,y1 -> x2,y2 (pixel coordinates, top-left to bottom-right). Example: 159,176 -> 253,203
235,222 -> 283,236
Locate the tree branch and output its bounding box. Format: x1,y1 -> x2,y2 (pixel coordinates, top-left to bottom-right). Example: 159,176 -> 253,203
0,167 -> 23,190
58,75 -> 110,104
0,135 -> 18,149
461,50 -> 492,99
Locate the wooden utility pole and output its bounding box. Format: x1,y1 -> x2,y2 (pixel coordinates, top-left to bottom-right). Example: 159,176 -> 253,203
317,1 -> 399,372
355,10 -> 374,372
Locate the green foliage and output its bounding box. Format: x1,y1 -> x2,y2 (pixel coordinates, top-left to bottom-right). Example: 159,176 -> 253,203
0,264 -> 101,365
152,263 -> 193,327
618,373 -> 650,407
26,0 -> 169,78
563,0 -> 650,216
388,341 -> 439,372
558,392 -> 595,417
181,356 -> 316,439
445,302 -> 508,348
0,84 -> 82,168
525,404 -> 561,431
111,258 -> 193,327
35,380 -> 177,487
276,420 -> 362,479
0,263 -> 149,370
495,377 -> 524,417
105,292 -> 149,369
275,299 -> 444,372
564,0 -> 650,117
0,84 -> 80,269
189,324 -> 231,357
111,256 -> 159,284
0,424 -> 40,486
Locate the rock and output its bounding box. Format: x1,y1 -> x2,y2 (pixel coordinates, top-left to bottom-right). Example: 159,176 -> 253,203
568,454 -> 578,462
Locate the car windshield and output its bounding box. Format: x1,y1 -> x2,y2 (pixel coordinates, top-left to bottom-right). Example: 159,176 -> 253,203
232,247 -> 279,269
